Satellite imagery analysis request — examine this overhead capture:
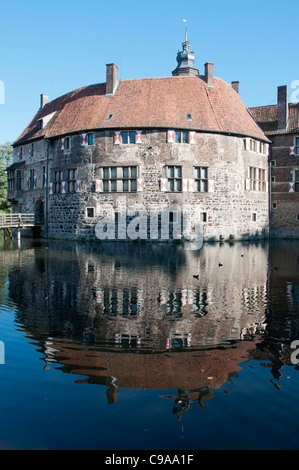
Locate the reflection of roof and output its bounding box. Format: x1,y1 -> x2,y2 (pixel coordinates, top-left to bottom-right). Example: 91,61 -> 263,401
14,75 -> 268,146
5,161 -> 25,171
250,102 -> 299,135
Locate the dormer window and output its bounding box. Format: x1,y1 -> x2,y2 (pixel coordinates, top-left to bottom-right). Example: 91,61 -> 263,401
107,114 -> 113,121
38,120 -> 43,131
187,113 -> 193,121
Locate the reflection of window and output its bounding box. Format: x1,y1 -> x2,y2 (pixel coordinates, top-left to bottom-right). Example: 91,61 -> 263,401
67,169 -> 77,193
194,167 -> 208,192
102,288 -> 139,316
167,166 -> 182,191
53,170 -> 62,193
102,166 -> 137,192
250,167 -> 266,191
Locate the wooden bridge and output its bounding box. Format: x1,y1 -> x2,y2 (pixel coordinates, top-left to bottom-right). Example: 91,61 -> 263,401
0,213 -> 41,241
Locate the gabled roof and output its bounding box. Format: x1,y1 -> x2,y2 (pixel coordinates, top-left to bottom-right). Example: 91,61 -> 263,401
14,75 -> 269,146
250,102 -> 299,135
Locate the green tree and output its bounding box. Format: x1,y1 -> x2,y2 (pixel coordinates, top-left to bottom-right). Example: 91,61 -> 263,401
0,143 -> 13,212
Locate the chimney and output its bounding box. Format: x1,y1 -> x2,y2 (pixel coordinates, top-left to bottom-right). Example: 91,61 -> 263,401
40,94 -> 48,109
106,63 -> 119,95
277,85 -> 288,130
231,81 -> 239,94
204,62 -> 214,87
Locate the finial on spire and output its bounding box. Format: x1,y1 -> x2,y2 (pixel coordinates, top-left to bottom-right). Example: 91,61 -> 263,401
172,20 -> 199,77
183,19 -> 187,42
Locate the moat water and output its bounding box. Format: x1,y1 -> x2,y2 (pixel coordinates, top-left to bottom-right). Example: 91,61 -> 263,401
0,237 -> 298,450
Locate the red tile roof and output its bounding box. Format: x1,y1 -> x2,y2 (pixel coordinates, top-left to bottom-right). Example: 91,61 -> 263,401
250,102 -> 299,135
14,75 -> 268,146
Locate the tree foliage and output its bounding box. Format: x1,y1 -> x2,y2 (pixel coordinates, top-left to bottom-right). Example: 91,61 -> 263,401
0,143 -> 13,212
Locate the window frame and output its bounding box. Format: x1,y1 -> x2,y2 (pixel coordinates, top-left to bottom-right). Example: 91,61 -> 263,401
121,131 -> 136,144
249,166 -> 266,192
53,170 -> 63,194
167,165 -> 182,192
102,166 -> 138,192
194,166 -> 208,192
67,168 -> 77,193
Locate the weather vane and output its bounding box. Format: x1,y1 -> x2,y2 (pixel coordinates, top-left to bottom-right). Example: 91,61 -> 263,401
183,19 -> 187,42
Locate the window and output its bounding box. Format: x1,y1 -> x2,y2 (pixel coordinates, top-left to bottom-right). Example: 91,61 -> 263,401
122,131 -> 136,144
167,166 -> 182,191
38,120 -> 43,131
260,142 -> 267,154
18,147 -> 23,161
249,167 -> 266,191
201,212 -> 207,223
7,171 -> 15,191
187,113 -> 193,121
250,139 -> 257,152
53,170 -> 62,194
272,202 -> 277,209
28,169 -> 35,190
295,137 -> 299,155
271,160 -> 276,167
65,137 -> 70,150
102,166 -> 137,192
86,207 -> 95,218
107,114 -> 113,121
87,133 -> 94,145
30,143 -> 34,156
16,170 -> 22,190
295,170 -> 299,192
252,213 -> 257,221
43,166 -> 46,188
175,131 -> 189,143
194,167 -> 208,192
67,169 -> 77,193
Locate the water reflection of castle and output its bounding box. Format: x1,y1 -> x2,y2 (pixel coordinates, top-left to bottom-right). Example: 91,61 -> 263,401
4,239 -> 298,405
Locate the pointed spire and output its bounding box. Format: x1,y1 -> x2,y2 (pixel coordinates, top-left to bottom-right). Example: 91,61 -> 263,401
172,20 -> 199,77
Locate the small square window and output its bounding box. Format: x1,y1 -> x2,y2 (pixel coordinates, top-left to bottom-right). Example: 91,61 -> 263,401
86,207 -> 95,218
272,202 -> 277,209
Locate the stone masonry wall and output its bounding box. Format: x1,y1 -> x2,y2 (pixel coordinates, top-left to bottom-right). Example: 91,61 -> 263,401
270,133 -> 299,238
47,129 -> 269,242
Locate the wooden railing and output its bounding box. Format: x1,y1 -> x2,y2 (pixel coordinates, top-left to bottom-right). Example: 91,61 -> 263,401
0,213 -> 36,229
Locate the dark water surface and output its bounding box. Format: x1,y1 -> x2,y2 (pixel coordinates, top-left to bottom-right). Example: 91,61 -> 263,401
0,237 -> 298,450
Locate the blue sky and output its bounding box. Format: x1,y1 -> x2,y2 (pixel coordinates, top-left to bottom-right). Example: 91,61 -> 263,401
0,0 -> 298,144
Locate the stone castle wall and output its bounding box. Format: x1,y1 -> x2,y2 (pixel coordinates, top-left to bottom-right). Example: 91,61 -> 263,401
270,133 -> 299,238
44,129 -> 269,242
